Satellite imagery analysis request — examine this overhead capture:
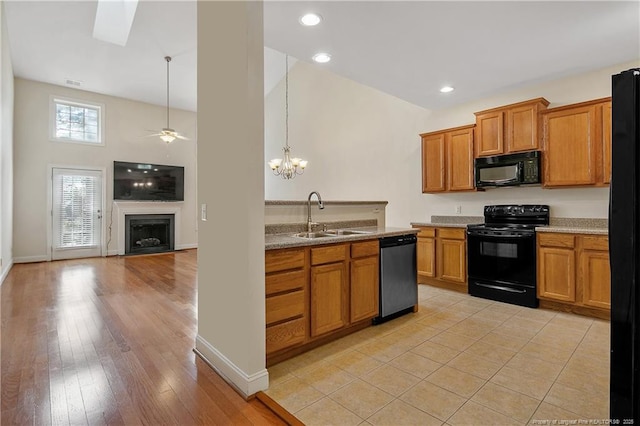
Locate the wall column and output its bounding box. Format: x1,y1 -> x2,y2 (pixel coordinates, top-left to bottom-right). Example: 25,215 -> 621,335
195,1 -> 267,397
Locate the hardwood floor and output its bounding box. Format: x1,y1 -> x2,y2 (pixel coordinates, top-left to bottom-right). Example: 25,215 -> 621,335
1,250 -> 287,425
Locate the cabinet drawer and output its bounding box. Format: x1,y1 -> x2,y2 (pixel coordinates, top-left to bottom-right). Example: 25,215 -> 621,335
438,228 -> 466,240
266,291 -> 305,326
351,240 -> 379,258
416,227 -> 436,238
266,317 -> 305,354
265,249 -> 305,273
538,233 -> 575,248
582,235 -> 609,251
266,270 -> 305,296
311,244 -> 347,265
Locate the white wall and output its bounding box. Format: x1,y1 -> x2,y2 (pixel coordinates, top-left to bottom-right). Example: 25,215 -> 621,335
0,2 -> 14,283
265,59 -> 640,227
12,78 -> 197,262
264,61 -> 433,227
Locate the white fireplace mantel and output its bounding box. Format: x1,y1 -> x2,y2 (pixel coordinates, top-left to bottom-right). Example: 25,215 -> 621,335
113,202 -> 183,255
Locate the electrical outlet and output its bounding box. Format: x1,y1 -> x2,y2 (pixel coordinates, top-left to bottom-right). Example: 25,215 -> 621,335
455,205 -> 462,214
201,204 -> 207,221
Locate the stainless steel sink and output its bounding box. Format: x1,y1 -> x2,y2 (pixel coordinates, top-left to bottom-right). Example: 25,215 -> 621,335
292,229 -> 372,239
292,232 -> 336,239
324,229 -> 372,236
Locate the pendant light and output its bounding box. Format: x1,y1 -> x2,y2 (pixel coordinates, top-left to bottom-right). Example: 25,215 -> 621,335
268,55 -> 307,179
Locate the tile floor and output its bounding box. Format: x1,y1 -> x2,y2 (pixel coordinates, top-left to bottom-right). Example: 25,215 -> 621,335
265,285 -> 610,425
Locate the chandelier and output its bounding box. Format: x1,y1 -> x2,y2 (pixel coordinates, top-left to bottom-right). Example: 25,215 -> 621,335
268,55 -> 307,179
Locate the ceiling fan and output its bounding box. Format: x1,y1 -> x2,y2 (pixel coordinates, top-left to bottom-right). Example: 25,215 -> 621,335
148,56 -> 188,144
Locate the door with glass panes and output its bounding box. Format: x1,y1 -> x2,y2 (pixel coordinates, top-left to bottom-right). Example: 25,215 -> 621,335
51,168 -> 103,260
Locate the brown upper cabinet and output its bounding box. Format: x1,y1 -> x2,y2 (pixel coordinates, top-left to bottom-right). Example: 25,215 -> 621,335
541,98 -> 611,188
421,124 -> 474,193
474,98 -> 550,157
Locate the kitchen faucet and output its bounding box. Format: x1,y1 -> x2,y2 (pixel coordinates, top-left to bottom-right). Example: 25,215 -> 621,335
307,191 -> 324,232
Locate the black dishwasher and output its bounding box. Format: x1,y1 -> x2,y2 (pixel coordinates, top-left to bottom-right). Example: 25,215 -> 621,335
374,234 -> 418,324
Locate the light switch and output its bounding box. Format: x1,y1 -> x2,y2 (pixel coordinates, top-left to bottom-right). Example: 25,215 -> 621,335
201,203 -> 207,221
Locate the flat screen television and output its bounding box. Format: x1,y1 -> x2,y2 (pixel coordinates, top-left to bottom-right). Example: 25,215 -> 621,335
113,161 -> 184,201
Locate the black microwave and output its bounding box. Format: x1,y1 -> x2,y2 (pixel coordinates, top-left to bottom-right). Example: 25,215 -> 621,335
475,151 -> 541,188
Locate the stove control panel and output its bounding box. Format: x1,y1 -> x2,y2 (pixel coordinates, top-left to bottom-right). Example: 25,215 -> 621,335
484,205 -> 549,216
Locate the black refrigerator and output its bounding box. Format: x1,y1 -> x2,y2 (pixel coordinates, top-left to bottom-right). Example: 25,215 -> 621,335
610,68 -> 640,421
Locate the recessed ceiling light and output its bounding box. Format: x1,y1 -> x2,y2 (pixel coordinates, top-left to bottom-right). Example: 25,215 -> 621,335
440,86 -> 454,93
300,13 -> 322,26
312,53 -> 331,64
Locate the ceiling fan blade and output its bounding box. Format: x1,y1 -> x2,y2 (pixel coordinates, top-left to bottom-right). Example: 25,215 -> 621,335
175,134 -> 189,140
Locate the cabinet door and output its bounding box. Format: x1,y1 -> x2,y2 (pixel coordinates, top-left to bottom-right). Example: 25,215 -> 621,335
543,105 -> 598,187
421,133 -> 446,193
417,237 -> 435,278
538,247 -> 576,302
350,256 -> 379,323
475,111 -> 504,156
602,101 -> 612,185
581,250 -> 611,309
507,104 -> 539,152
437,238 -> 466,283
310,262 -> 348,337
447,128 -> 474,191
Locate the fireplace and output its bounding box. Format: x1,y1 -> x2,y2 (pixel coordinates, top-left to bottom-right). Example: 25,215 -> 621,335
125,214 -> 175,255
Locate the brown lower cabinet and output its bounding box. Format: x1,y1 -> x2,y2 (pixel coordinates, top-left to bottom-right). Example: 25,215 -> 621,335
265,239 -> 380,364
537,232 -> 610,319
414,226 -> 467,292
310,245 -> 349,337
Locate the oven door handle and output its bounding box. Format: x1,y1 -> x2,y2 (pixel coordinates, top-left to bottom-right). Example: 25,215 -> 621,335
475,282 -> 527,294
467,231 -> 533,239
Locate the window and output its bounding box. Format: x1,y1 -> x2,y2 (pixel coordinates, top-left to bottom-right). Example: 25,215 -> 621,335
51,97 -> 104,145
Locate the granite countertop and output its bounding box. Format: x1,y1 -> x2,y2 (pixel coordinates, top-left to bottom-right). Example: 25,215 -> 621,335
536,226 -> 608,235
536,217 -> 608,235
265,226 -> 418,250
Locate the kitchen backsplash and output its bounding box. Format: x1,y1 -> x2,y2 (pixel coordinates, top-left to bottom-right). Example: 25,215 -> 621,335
265,219 -> 378,235
430,215 -> 484,225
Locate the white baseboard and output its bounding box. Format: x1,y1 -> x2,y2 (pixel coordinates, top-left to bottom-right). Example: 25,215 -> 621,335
13,255 -> 48,264
0,259 -> 14,286
194,335 -> 269,399
177,243 -> 197,250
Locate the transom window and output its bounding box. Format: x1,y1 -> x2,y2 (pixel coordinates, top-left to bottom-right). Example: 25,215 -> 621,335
51,97 -> 104,145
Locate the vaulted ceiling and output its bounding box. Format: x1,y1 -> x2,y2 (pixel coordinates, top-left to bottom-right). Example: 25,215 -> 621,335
4,1 -> 639,112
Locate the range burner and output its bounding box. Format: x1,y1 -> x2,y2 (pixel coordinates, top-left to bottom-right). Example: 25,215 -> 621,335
466,204 -> 549,308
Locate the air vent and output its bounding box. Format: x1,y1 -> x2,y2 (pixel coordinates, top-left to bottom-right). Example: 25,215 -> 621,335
65,79 -> 82,87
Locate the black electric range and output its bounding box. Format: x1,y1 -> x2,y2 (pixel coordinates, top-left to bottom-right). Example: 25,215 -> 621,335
466,205 -> 549,308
